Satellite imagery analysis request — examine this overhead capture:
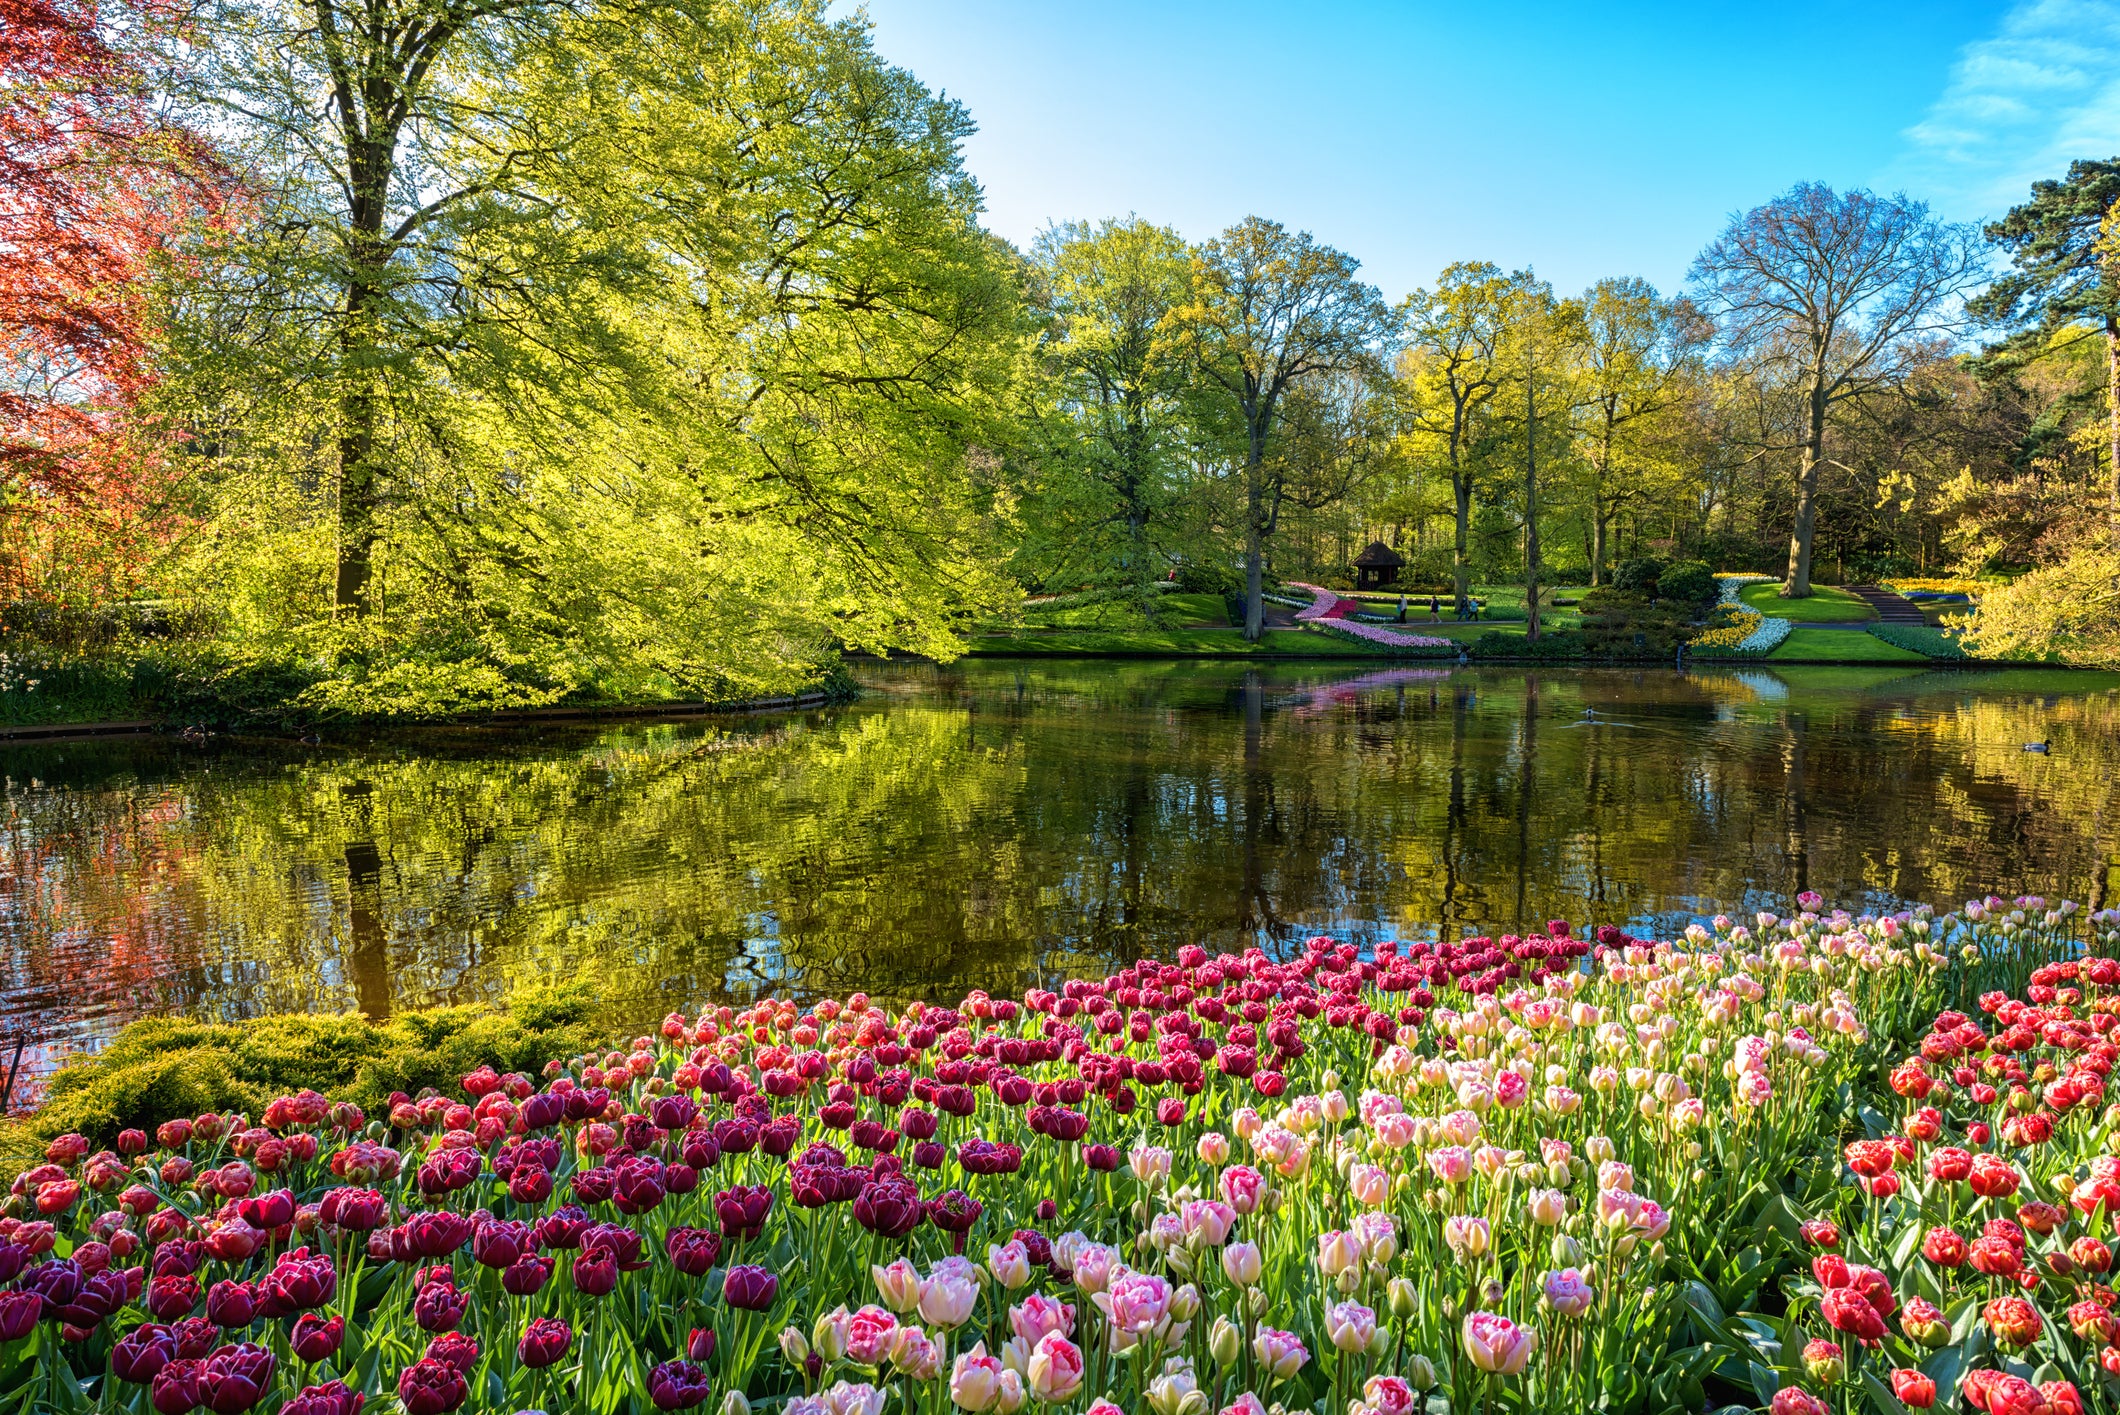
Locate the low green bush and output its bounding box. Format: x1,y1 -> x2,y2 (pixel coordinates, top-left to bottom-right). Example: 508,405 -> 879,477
1657,559 -> 1716,606
1868,623 -> 1969,660
0,984 -> 606,1170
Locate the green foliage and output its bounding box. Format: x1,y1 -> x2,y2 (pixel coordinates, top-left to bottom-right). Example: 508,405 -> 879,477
138,0 -> 1028,718
1657,559 -> 1716,605
1578,590 -> 1695,654
1868,624 -> 1970,659
2,985 -> 604,1167
1611,556 -> 1664,596
1174,560 -> 1244,596
1468,628 -> 1590,660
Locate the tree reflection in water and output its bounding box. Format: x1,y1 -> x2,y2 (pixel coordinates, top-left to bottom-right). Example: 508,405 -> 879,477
0,661 -> 2115,1084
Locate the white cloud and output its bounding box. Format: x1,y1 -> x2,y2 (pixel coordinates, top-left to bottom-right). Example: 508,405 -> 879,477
1889,0 -> 2120,217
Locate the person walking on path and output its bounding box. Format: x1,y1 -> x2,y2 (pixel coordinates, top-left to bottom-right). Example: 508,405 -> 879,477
1396,594 -> 1407,622
1428,595 -> 1440,622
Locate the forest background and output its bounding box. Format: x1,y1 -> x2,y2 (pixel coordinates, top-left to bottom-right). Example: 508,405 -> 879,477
6,0 -> 2120,718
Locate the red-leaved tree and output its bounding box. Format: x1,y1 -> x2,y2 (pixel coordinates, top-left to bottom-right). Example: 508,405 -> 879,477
0,0 -> 224,599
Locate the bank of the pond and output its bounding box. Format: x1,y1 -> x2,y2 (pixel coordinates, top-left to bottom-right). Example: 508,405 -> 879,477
0,985 -> 608,1172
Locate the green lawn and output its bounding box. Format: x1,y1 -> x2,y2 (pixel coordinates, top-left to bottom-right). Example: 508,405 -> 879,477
1740,583 -> 1875,622
1016,591 -> 1228,629
969,628 -> 1403,657
1767,627 -> 1927,662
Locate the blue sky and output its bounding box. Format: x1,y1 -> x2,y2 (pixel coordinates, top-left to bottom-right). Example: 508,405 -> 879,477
848,0 -> 2120,302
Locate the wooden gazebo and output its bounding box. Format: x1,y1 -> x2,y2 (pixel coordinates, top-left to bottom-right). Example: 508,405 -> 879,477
1352,541 -> 1406,590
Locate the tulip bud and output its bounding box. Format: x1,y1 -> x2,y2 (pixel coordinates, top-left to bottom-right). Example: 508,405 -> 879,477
1209,1317 -> 1242,1368
1406,1356 -> 1437,1391
1248,1287 -> 1269,1318
1387,1277 -> 1417,1319
779,1327 -> 809,1365
720,1393 -> 751,1415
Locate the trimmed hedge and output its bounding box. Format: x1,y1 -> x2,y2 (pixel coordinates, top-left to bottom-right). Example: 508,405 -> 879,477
1868,623 -> 1969,660
0,984 -> 606,1170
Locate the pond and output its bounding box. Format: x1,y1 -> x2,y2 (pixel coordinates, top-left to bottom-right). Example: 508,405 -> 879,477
2,660 -> 2117,1089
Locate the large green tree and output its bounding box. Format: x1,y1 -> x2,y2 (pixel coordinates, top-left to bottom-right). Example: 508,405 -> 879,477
1020,218 -> 1196,602
154,0 -> 1025,712
1690,183 -> 1983,596
1969,159 -> 2120,518
1172,218 -> 1391,640
1398,263 -> 1525,615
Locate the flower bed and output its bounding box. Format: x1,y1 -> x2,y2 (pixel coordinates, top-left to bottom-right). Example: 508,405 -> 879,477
1288,584 -> 1452,651
0,894 -> 2110,1414
1693,576 -> 1792,656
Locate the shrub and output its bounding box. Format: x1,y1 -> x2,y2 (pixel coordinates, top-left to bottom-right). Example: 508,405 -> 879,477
1868,623 -> 1969,659
1655,559 -> 1715,606
1610,556 -> 1664,597
0,984 -> 605,1168
1468,628 -> 1589,660
1173,559 -> 1244,596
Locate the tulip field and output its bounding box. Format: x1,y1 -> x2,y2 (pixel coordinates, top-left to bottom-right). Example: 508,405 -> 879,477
1,894 -> 2117,1414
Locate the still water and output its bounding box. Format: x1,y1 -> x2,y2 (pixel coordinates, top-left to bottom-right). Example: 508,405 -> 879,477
2,660 -> 2117,1084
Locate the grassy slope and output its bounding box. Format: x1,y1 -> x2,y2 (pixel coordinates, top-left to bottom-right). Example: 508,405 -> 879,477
1768,627 -> 1928,662
968,629 -> 1398,656
1740,583 -> 1876,622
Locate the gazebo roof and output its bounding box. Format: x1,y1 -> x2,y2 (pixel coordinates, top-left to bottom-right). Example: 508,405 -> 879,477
1352,541 -> 1405,568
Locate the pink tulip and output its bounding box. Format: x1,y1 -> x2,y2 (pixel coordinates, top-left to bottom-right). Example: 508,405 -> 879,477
1326,1301 -> 1376,1353
1196,1133 -> 1229,1165
1221,1241 -> 1262,1287
1179,1200 -> 1236,1247
1427,1146 -> 1472,1184
1007,1293 -> 1075,1346
986,1241 -> 1032,1291
871,1260 -> 922,1314
1219,1166 -> 1264,1215
949,1343 -> 1005,1412
1251,1327 -> 1308,1383
1023,1332 -> 1084,1403
1542,1268 -> 1593,1318
890,1326 -> 943,1381
1348,1164 -> 1390,1208
844,1306 -> 899,1366
918,1270 -> 979,1330
1091,1271 -> 1171,1335
1316,1229 -> 1362,1275
1461,1312 -> 1532,1375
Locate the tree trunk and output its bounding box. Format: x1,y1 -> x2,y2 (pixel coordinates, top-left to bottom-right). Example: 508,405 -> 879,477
335,290 -> 378,613
1785,376 -> 1826,597
1452,468 -> 1473,617
1524,359 -> 1540,642
1243,460 -> 1266,642
1592,508 -> 1609,587
2107,317 -> 2119,525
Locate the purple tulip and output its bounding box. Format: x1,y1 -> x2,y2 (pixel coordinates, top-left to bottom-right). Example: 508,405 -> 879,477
853,1177 -> 925,1239
111,1322 -> 177,1383
396,1357 -> 468,1415
148,1274 -> 200,1320
518,1316 -> 572,1369
204,1279 -> 257,1330
613,1157 -> 666,1216
199,1342 -> 275,1414
534,1205 -> 590,1250
396,1211 -> 473,1259
501,1254 -> 553,1296
291,1312 -> 345,1363
151,1357 -> 205,1415
714,1185 -> 772,1241
571,1249 -> 618,1298
277,1380 -> 364,1415
318,1188 -> 386,1232
721,1264 -> 778,1311
664,1226 -> 723,1277
425,1331 -> 478,1376
571,1167 -> 615,1206
687,1327 -> 716,1362
413,1280 -> 468,1332
520,1091 -> 565,1130
471,1219 -> 532,1269
172,1317 -> 217,1359
262,1249 -> 336,1311
648,1358 -> 713,1411
648,1095 -> 696,1131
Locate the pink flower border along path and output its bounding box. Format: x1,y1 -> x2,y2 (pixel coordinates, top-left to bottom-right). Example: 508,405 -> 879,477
1287,584 -> 1453,652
